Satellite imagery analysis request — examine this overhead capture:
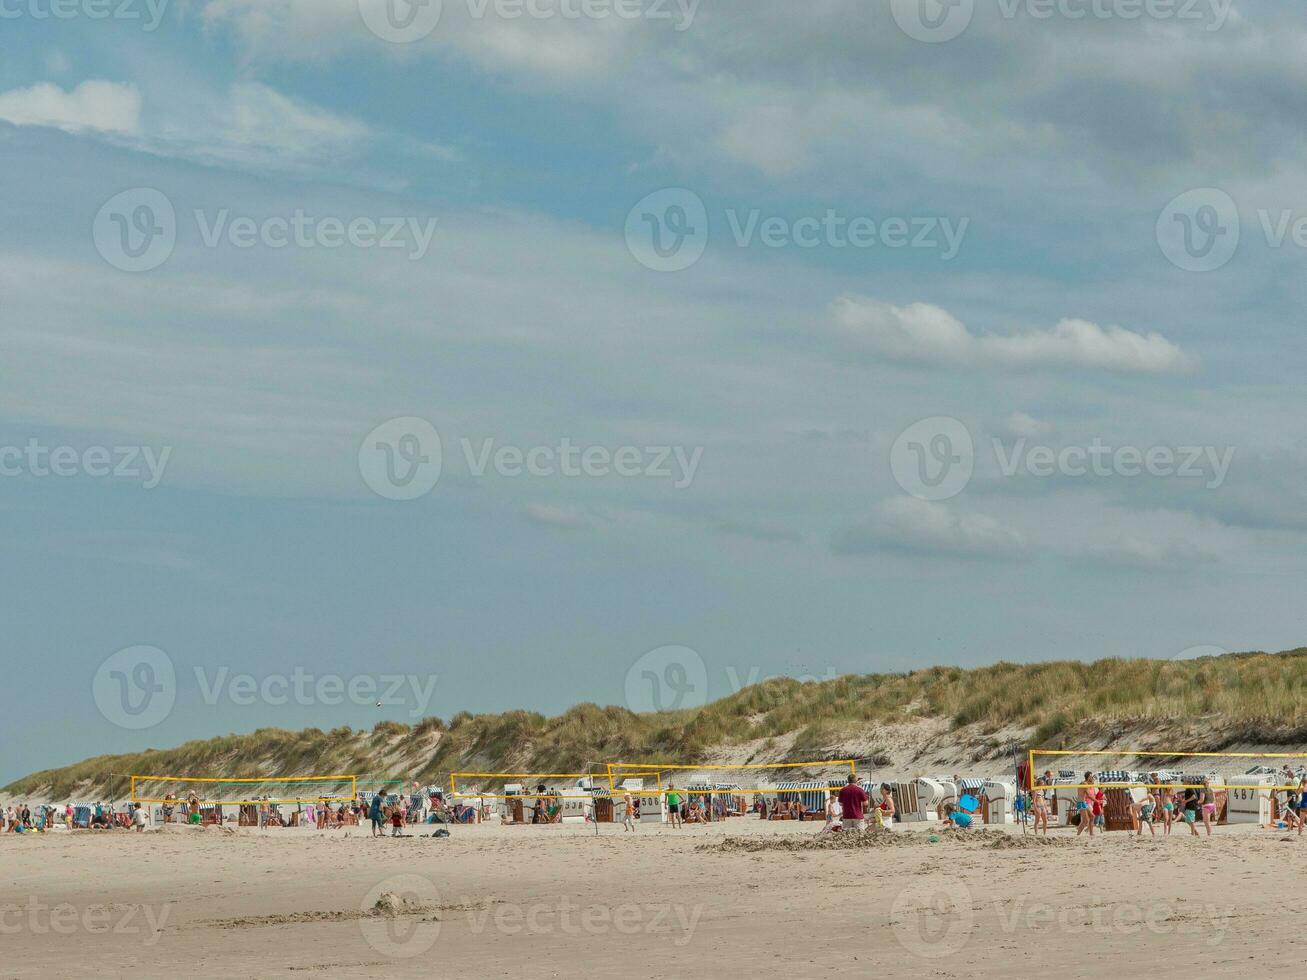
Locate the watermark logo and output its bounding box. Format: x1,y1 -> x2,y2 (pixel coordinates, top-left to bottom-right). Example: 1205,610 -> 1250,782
625,188 -> 709,272
0,440 -> 171,489
997,0 -> 1231,30
1156,188 -> 1239,272
92,645 -> 176,730
0,898 -> 172,945
993,896 -> 1232,943
993,439 -> 1235,489
625,645 -> 709,713
891,0 -> 974,43
359,0 -> 443,43
464,897 -> 702,945
93,188 -> 176,273
0,0 -> 170,30
359,875 -> 442,959
625,190 -> 967,270
1155,643 -> 1227,700
358,418 -> 703,499
890,417 -> 974,501
194,667 -> 439,718
891,877 -> 974,959
359,417 -> 443,500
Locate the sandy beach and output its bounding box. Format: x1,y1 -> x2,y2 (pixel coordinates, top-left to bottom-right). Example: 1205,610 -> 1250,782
3,819 -> 1298,979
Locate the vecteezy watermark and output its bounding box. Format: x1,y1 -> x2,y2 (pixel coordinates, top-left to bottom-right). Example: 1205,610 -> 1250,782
463,897 -> 703,946
93,188 -> 177,273
0,440 -> 171,489
891,877 -> 975,959
0,0 -> 170,31
1154,643 -> 1229,699
623,644 -> 838,713
889,417 -> 1236,500
359,417 -> 444,501
92,645 -> 177,730
0,898 -> 173,946
92,645 -> 441,729
358,0 -> 698,45
890,417 -> 975,502
625,645 -> 710,713
890,0 -> 975,43
359,417 -> 703,500
1157,187 -> 1307,272
891,0 -> 1231,43
992,896 -> 1232,944
995,0 -> 1230,29
93,189 -> 440,272
1156,188 -> 1240,272
193,666 -> 440,718
360,875 -> 443,959
992,438 -> 1235,489
624,188 -> 968,272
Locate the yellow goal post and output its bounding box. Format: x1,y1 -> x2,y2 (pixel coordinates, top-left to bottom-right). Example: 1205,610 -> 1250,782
447,771 -> 659,800
1027,749 -> 1307,791
129,774 -> 358,806
605,759 -> 859,797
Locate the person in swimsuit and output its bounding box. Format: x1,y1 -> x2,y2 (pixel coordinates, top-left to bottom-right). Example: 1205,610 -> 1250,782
1199,776 -> 1217,836
1157,779 -> 1175,835
1076,773 -> 1095,838
1129,783 -> 1156,836
1032,771 -> 1052,836
1181,785 -> 1201,836
1297,777 -> 1307,821
876,784 -> 896,829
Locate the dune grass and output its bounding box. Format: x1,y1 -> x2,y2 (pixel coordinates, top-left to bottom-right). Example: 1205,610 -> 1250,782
8,648 -> 1306,799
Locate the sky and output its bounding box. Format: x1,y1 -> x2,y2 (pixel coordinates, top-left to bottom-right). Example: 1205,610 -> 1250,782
3,0 -> 1306,785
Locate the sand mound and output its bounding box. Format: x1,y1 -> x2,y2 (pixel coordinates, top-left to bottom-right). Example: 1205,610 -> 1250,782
702,829 -> 1075,853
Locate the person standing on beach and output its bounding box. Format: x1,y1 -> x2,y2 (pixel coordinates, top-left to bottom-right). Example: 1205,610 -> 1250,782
1199,777 -> 1217,836
1032,771 -> 1052,835
368,793 -> 384,838
622,790 -> 636,832
876,784 -> 896,830
1075,774 -> 1095,837
1181,784 -> 1201,836
838,775 -> 869,832
666,785 -> 682,829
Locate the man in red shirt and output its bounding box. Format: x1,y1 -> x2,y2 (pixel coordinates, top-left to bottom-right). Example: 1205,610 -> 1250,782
837,775 -> 869,832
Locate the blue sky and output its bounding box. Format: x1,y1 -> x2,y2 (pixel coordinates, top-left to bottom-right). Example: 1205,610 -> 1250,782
3,0 -> 1306,785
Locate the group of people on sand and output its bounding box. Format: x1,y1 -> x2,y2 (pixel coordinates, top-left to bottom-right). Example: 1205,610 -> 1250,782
819,777 -> 897,833
3,800 -> 152,833
1026,767 -> 1307,838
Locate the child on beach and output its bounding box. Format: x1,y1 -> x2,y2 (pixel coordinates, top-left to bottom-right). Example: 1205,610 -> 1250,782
622,790 -> 635,832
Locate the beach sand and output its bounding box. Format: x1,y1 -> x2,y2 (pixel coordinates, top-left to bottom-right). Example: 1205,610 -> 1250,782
2,819 -> 1298,978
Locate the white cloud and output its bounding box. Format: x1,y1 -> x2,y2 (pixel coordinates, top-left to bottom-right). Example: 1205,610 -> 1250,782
833,497 -> 1028,559
1004,412 -> 1052,438
0,80 -> 141,135
830,296 -> 1197,374
524,503 -> 591,529
225,82 -> 369,159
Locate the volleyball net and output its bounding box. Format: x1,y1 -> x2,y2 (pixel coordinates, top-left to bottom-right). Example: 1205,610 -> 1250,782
129,774 -> 358,806
605,759 -> 858,796
1027,749 -> 1307,791
447,771 -> 648,800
